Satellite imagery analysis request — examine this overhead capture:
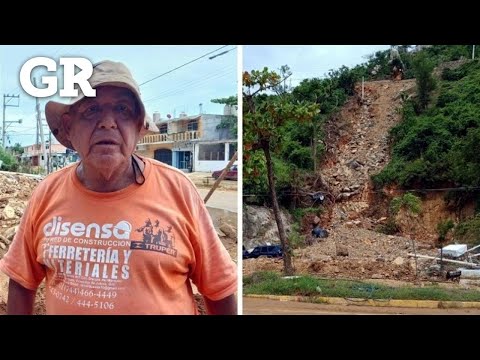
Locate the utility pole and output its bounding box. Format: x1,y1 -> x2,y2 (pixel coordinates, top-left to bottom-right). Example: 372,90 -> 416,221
473,45 -> 476,60
48,130 -> 52,173
33,78 -> 48,173
2,94 -> 20,148
36,109 -> 39,146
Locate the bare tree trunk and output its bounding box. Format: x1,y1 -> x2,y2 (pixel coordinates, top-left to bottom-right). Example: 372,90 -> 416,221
262,141 -> 294,275
312,122 -> 317,172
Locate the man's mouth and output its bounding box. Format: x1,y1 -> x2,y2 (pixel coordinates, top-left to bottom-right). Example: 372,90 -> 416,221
95,140 -> 119,145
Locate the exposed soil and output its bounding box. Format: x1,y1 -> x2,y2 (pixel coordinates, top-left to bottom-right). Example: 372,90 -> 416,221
244,79 -> 473,285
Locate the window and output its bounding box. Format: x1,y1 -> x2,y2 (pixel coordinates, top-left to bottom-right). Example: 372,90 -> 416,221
187,120 -> 198,131
229,143 -> 237,160
154,149 -> 172,165
199,144 -> 225,161
159,124 -> 168,134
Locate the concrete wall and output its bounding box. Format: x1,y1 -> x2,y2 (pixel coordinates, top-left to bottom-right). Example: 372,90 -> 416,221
196,160 -> 226,173
201,115 -> 235,141
136,143 -> 172,159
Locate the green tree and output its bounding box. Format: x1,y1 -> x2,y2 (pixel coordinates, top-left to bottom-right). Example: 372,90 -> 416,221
390,192 -> 422,215
292,72 -> 352,171
412,52 -> 436,111
449,127 -> 480,186
211,95 -> 237,106
11,142 -> 24,155
437,219 -> 454,244
211,96 -> 237,137
243,66 -> 319,275
0,147 -> 18,171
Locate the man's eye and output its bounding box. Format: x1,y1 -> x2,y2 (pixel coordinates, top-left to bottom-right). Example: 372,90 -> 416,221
116,104 -> 129,112
85,105 -> 100,114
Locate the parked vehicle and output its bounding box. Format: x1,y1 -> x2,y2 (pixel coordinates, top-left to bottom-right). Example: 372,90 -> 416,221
212,164 -> 238,181
245,245 -> 283,259
242,248 -> 251,259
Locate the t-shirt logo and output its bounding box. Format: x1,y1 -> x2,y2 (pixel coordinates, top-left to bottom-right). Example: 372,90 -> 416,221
43,216 -> 132,239
130,218 -> 177,257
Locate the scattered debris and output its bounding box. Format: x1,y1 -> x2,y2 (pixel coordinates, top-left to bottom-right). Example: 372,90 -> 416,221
408,253 -> 480,268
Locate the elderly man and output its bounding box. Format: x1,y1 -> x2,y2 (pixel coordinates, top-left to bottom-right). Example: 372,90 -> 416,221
0,60 -> 237,315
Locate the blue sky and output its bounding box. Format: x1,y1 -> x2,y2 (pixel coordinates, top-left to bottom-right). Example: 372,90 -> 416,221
0,45 -> 237,146
244,45 -> 391,87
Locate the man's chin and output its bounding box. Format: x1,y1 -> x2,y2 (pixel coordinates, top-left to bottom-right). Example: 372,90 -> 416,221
87,154 -> 127,168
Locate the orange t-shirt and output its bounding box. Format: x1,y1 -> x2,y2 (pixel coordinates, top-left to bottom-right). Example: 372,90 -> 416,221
0,157 -> 237,314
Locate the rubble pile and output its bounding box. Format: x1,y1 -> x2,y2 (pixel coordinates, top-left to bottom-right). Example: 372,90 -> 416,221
321,80 -> 416,201
0,172 -> 42,314
0,172 -> 42,258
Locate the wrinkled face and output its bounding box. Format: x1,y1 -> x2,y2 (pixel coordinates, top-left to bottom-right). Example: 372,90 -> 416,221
62,86 -> 143,170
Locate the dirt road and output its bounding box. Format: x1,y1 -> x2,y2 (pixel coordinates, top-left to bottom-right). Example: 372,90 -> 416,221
243,297 -> 480,315
198,189 -> 238,213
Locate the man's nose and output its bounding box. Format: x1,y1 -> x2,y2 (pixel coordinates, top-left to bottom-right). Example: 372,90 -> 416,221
97,109 -> 117,129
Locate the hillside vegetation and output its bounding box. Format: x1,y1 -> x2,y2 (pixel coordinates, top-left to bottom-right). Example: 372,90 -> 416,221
244,45 -> 480,252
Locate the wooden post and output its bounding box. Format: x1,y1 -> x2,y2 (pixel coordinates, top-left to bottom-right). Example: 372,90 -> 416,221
204,151 -> 238,204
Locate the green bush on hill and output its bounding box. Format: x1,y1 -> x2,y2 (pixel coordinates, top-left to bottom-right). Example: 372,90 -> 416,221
374,58 -> 480,192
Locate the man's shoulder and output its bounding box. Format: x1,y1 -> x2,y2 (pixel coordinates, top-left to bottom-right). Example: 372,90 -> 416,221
145,158 -> 195,183
20,164 -> 76,208
144,157 -> 201,199
36,164 -> 75,190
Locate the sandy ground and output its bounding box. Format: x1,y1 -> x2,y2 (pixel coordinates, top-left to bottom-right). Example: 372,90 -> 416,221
186,172 -> 237,192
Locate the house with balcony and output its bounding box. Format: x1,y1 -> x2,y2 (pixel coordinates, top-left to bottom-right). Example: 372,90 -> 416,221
136,112 -> 237,172
20,141 -> 74,169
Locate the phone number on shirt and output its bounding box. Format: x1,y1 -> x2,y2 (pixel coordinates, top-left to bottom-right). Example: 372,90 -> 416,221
58,283 -> 117,299
50,287 -> 115,310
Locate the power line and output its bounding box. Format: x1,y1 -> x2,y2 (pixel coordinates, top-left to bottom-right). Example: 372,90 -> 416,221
369,187 -> 480,193
243,186 -> 480,198
7,126 -> 37,133
208,47 -> 236,60
138,45 -> 232,87
143,65 -> 235,102
144,68 -> 236,105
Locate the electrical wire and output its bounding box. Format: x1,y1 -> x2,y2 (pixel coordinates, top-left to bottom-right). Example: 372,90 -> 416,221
138,45 -> 232,87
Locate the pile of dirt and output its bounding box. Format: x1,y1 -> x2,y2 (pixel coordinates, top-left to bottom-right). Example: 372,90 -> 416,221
0,172 -> 42,258
244,223 -> 439,281
321,80 -> 416,203
0,172 -> 42,313
316,78 -> 451,281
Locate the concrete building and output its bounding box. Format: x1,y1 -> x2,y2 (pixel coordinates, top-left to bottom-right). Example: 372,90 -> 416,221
136,112 -> 237,172
20,140 -> 76,170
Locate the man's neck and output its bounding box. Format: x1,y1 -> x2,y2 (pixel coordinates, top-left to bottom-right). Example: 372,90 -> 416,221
76,159 -> 136,192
